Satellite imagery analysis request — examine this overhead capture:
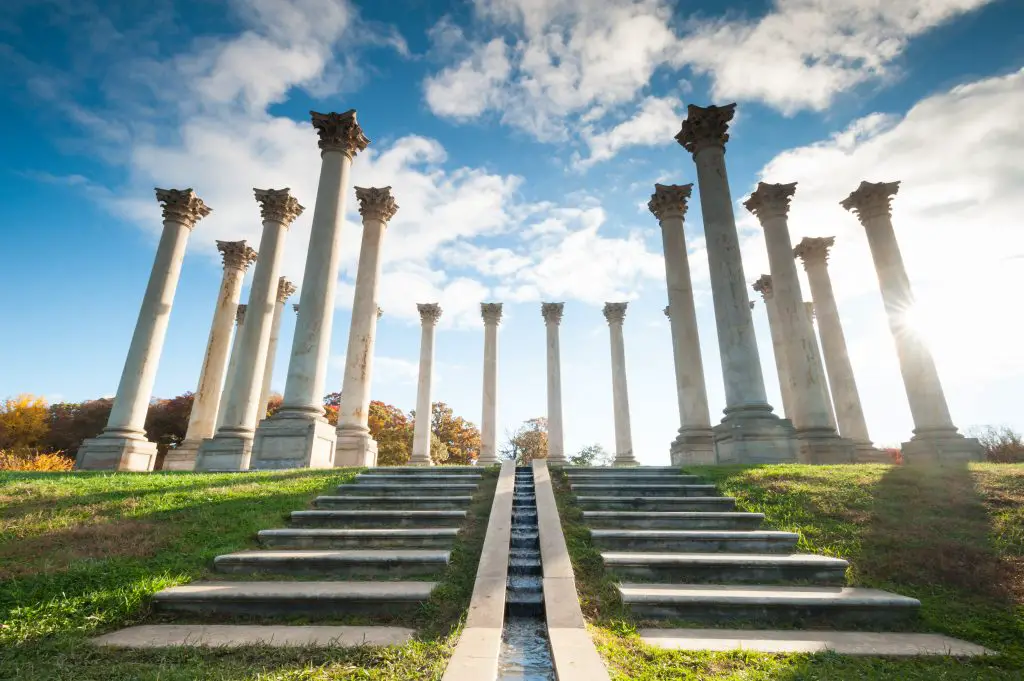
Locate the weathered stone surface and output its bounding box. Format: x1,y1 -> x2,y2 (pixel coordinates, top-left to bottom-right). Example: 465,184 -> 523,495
605,552 -> 847,584
640,629 -> 991,656
93,624 -> 415,649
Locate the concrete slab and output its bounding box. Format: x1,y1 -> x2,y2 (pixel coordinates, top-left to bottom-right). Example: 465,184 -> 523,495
639,628 -> 992,656
258,528 -> 458,549
92,624 -> 415,649
619,584 -> 919,607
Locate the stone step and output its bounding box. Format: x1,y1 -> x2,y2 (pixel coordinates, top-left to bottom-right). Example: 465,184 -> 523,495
337,484 -> 478,496
313,496 -> 473,510
290,509 -> 467,528
213,549 -> 450,579
566,466 -> 682,473
565,474 -> 700,484
355,473 -> 483,482
154,581 -> 435,618
571,484 -> 718,498
583,511 -> 764,530
575,496 -> 736,512
92,624 -> 416,649
258,528 -> 459,550
618,584 -> 920,627
590,530 -> 799,553
603,552 -> 848,584
506,590 -> 544,615
361,466 -> 480,474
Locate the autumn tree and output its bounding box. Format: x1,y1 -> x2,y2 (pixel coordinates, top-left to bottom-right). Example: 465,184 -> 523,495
45,398 -> 113,456
569,443 -> 613,467
368,400 -> 412,466
0,394 -> 50,451
265,393 -> 284,419
501,417 -> 548,465
430,402 -> 481,465
146,392 -> 194,468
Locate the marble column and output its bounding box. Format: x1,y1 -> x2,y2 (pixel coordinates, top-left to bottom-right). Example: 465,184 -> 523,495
751,275 -> 795,422
745,182 -> 852,463
168,241 -> 257,470
676,104 -> 794,463
257,277 -> 297,421
252,110 -> 368,470
217,304 -> 247,430
649,184 -> 715,464
196,189 -> 302,471
76,189 -> 210,471
841,181 -> 981,463
542,303 -> 566,464
336,186 -> 398,467
478,303 -> 503,465
411,304 -> 442,466
603,303 -> 636,466
803,302 -> 838,431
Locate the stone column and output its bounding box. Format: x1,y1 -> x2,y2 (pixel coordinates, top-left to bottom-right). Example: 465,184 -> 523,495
676,104 -> 794,463
751,275 -> 795,422
167,241 -> 257,470
603,303 -> 636,466
217,304 -> 246,430
252,110 -> 369,470
803,302 -> 838,431
257,277 -> 297,421
542,303 -> 566,464
841,181 -> 981,462
649,184 -> 715,464
478,303 -> 503,465
335,187 -> 398,467
411,304 -> 442,466
745,182 -> 852,463
196,189 -> 302,471
76,189 -> 210,471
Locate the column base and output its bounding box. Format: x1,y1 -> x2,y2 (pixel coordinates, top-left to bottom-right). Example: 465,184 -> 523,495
75,433 -> 157,471
163,440 -> 201,471
477,447 -> 501,466
901,429 -> 984,465
670,428 -> 716,466
853,441 -> 891,463
713,405 -> 797,464
613,450 -> 638,467
334,427 -> 378,467
194,433 -> 253,472
794,428 -> 856,464
250,412 -> 336,470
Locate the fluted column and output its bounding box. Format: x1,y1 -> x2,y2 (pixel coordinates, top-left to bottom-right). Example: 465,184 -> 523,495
752,275 -> 795,421
169,241 -> 257,470
252,110 -> 368,470
603,303 -> 636,466
77,189 -> 210,471
676,104 -> 794,463
411,304 -> 442,466
649,184 -> 714,464
478,303 -> 503,465
841,181 -> 981,463
257,277 -> 297,421
197,189 -> 302,471
542,303 -> 566,464
336,187 -> 398,467
745,182 -> 851,463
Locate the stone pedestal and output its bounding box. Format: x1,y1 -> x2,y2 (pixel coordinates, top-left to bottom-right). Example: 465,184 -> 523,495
478,303 -> 502,465
249,414 -> 336,469
77,188 -> 210,471
251,110 -> 368,470
649,185 -> 715,465
411,304 -> 442,466
542,303 -> 566,464
842,181 -> 981,464
676,104 -> 794,464
604,303 -> 636,466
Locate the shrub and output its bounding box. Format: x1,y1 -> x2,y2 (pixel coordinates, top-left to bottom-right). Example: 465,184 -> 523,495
0,449 -> 75,471
968,425 -> 1024,463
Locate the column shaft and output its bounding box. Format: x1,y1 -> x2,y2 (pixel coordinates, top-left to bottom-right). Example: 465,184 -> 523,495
756,287 -> 795,420
411,304 -> 441,466
804,303 -> 838,431
478,304 -> 502,465
604,304 -> 635,465
257,294 -> 288,420
543,304 -> 566,463
217,307 -> 245,430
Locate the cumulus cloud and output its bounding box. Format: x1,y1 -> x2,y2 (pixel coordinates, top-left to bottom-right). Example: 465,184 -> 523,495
576,95 -> 684,168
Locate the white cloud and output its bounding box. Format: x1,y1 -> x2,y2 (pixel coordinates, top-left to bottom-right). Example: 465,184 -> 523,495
424,38 -> 511,119
577,95 -> 683,168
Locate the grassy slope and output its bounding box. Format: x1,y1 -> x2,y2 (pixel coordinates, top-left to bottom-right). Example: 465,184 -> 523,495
551,463 -> 1024,680
0,467 -> 497,681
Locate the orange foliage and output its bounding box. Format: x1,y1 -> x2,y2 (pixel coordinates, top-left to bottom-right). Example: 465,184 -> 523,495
0,449 -> 74,471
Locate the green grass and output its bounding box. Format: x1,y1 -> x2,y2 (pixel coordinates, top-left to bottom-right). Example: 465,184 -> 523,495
0,466 -> 498,680
551,463 -> 1024,680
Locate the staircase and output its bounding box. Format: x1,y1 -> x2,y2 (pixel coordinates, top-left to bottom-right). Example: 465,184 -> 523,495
565,466 -> 921,629
153,467 -> 483,619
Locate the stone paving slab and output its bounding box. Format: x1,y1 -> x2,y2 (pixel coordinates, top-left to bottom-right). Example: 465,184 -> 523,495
619,584 -> 919,607
92,624 -> 415,649
156,581 -> 436,601
639,628 -> 992,656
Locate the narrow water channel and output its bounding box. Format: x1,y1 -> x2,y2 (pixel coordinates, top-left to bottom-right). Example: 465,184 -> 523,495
496,466 -> 556,680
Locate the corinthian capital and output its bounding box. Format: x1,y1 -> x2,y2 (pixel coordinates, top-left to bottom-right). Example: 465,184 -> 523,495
254,188 -> 304,227
648,183 -> 693,222
541,302 -> 564,325
155,188 -> 211,229
675,103 -> 736,156
311,109 -> 370,157
603,302 -> 627,325
481,303 -> 503,325
793,236 -> 835,269
744,182 -> 797,222
355,186 -> 399,223
217,240 -> 257,271
417,303 -> 442,325
235,303 -> 247,325
276,277 -> 297,303
841,181 -> 900,221
752,274 -> 773,300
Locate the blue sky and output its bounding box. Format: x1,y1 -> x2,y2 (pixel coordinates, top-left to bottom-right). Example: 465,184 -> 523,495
2,0 -> 1022,463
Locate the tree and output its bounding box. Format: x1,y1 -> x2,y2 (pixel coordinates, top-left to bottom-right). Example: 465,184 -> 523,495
368,400 -> 411,466
500,417 -> 548,465
0,394 -> 50,451
570,443 -> 613,467
265,393 -> 284,419
408,405 -> 452,465
146,392 -> 194,468
45,398 -> 113,456
431,402 -> 481,465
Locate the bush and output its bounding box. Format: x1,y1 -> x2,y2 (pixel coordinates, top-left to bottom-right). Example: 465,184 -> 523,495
968,425 -> 1024,463
0,449 -> 75,471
